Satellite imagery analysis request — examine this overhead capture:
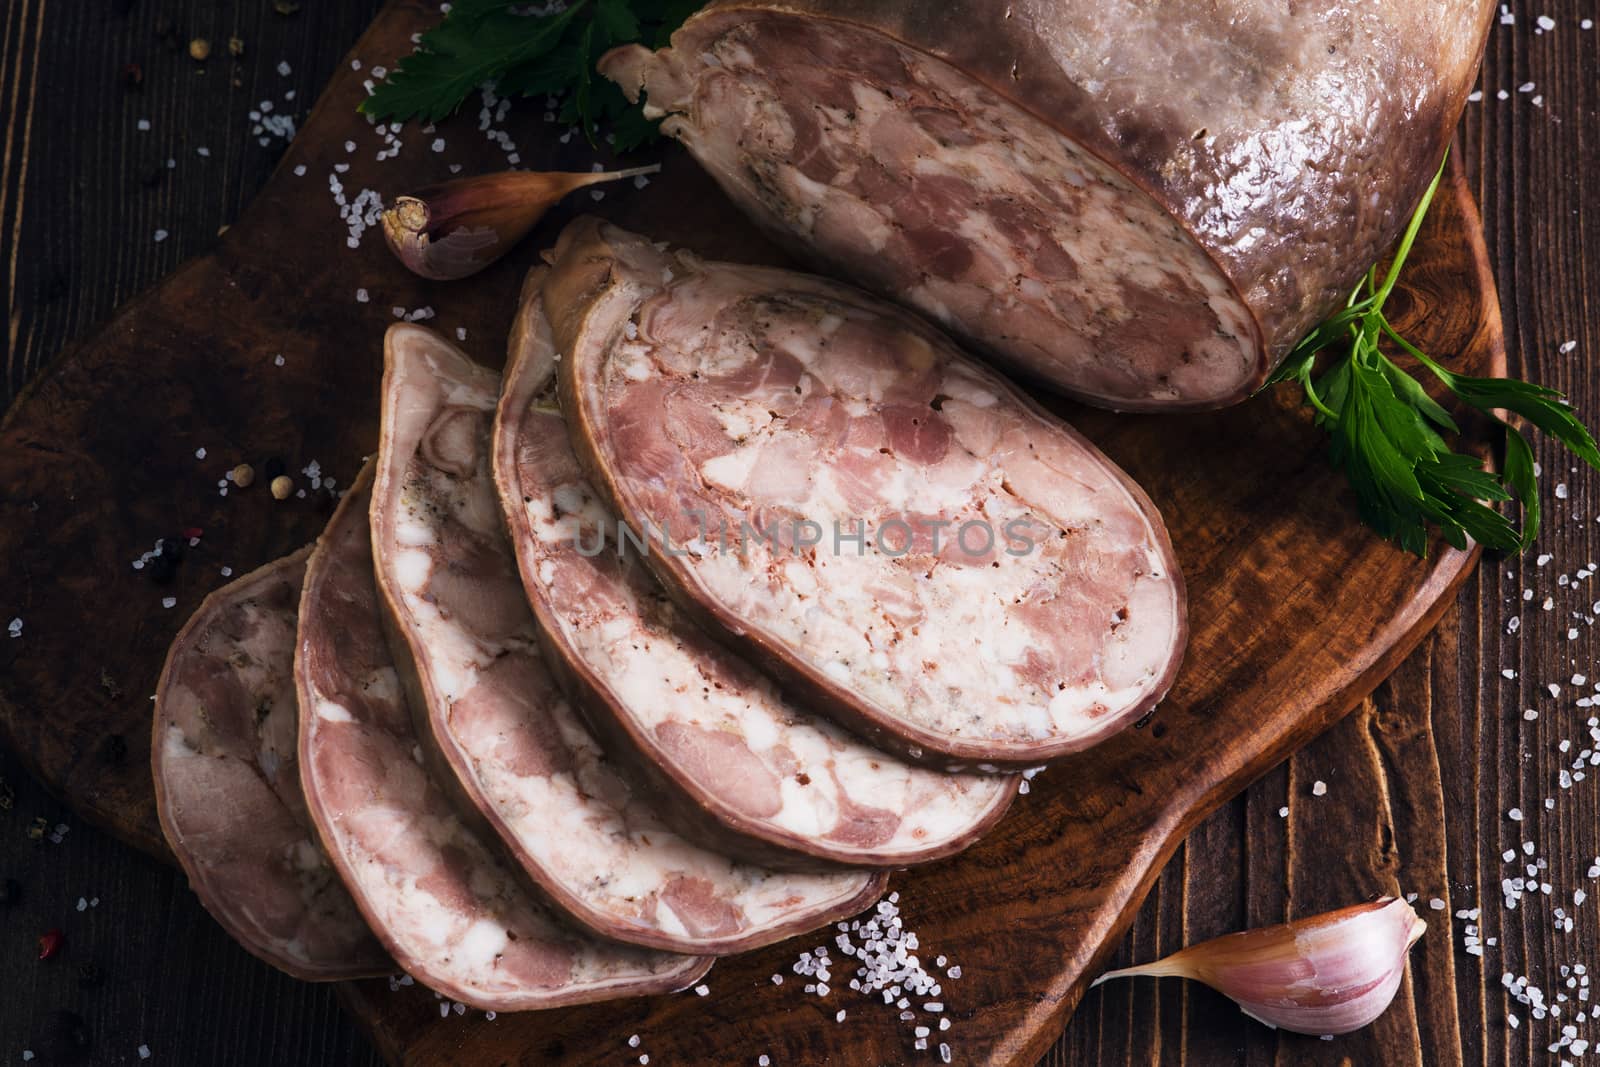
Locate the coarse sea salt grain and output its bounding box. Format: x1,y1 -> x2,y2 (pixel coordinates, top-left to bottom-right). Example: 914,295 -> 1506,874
783,893 -> 965,1051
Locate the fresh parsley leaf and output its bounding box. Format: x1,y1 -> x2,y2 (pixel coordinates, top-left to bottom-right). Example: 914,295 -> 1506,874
362,0 -> 699,149
609,93 -> 664,152
1270,155 -> 1600,555
495,48 -> 586,99
595,0 -> 641,44
361,3 -> 584,125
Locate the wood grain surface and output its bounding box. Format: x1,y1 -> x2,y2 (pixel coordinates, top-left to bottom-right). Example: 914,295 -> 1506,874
0,2 -> 1595,1066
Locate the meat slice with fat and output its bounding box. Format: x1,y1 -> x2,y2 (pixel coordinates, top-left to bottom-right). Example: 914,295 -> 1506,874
493,267 -> 1016,867
371,323 -> 884,954
297,463 -> 708,1009
549,219 -> 1187,769
152,548 -> 390,980
602,0 -> 1495,411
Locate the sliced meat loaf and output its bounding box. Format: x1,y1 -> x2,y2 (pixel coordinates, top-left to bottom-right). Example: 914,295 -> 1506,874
297,463 -> 708,1009
152,549 -> 390,980
372,323 -> 885,954
548,219 -> 1186,769
601,0 -> 1495,410
493,266 -> 1016,866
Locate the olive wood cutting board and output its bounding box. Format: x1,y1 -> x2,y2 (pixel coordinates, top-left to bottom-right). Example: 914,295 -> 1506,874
0,1 -> 1504,1063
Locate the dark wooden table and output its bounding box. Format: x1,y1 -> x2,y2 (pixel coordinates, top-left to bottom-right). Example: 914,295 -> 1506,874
2,2 -> 1596,1064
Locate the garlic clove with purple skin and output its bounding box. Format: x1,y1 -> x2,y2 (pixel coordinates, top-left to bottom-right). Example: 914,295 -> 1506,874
380,165 -> 660,281
1091,897 -> 1426,1036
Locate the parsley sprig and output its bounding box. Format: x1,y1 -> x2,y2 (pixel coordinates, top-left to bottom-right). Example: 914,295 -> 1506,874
1267,158 -> 1600,556
361,0 -> 700,151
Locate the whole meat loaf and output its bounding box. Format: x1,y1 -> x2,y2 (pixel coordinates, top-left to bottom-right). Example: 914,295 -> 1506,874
372,323 -> 885,954
548,219 -> 1185,768
601,0 -> 1496,411
297,464 -> 708,1010
152,549 -> 390,980
494,267 -> 1016,867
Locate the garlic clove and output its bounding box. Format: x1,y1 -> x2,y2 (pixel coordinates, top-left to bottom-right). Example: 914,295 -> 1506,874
380,165 -> 660,281
1091,897 -> 1426,1036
